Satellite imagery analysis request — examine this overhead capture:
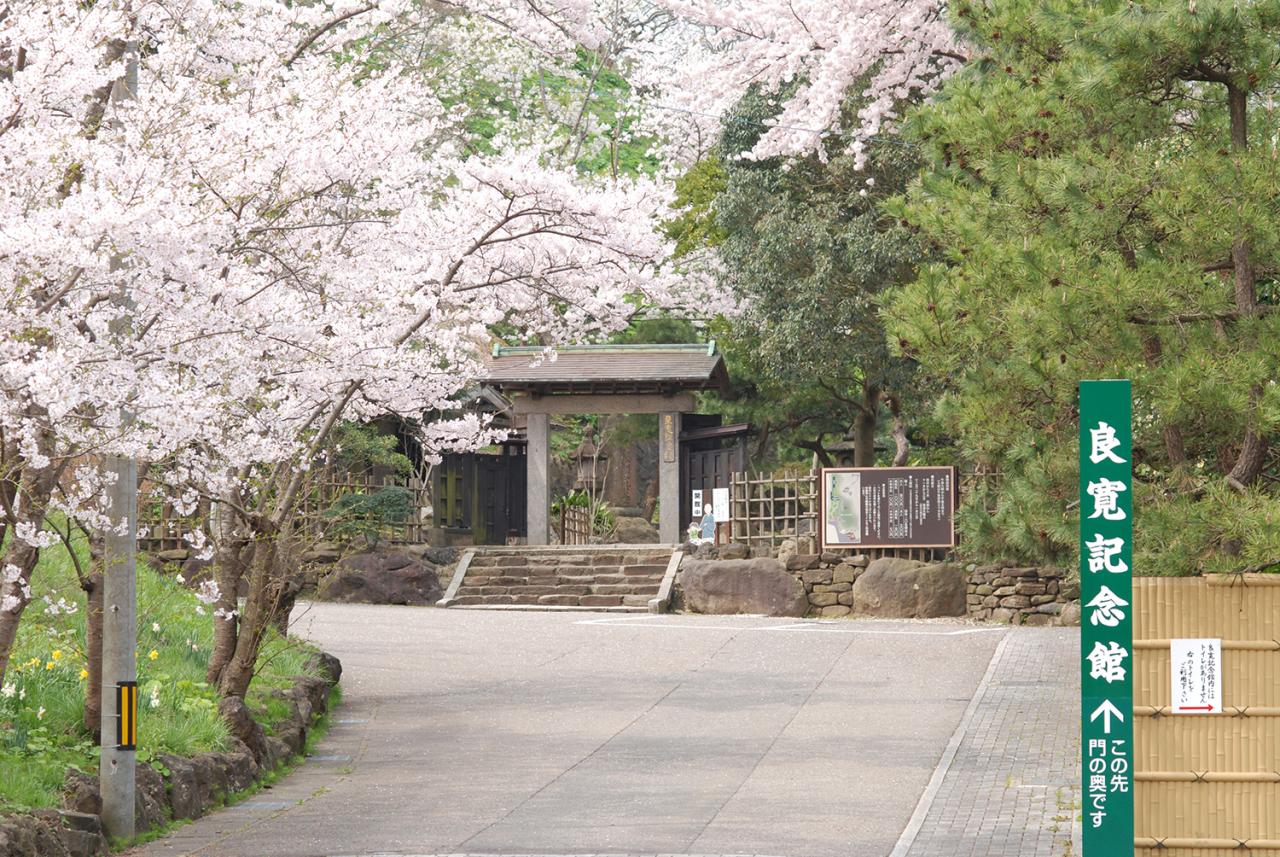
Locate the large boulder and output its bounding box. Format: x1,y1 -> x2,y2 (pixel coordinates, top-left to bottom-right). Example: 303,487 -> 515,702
405,544 -> 459,567
679,558 -> 808,617
316,549 -> 443,605
849,558 -> 967,618
612,516 -> 660,544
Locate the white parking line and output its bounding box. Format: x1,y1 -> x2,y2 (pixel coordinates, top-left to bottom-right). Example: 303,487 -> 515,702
574,616 -> 1004,636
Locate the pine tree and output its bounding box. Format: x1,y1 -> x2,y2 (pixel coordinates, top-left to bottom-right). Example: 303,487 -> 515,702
887,0 -> 1280,572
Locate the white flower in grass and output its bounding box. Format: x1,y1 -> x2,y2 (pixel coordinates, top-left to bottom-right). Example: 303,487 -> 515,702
195,605 -> 205,615
36,706 -> 45,719
152,622 -> 160,632
149,688 -> 160,709
1,683 -> 14,698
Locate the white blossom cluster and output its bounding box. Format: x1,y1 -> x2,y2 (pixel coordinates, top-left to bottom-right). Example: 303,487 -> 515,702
634,0 -> 967,167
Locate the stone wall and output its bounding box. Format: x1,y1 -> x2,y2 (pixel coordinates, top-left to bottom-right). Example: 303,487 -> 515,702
784,552 -> 869,618
966,563 -> 1080,626
682,543 -> 1080,625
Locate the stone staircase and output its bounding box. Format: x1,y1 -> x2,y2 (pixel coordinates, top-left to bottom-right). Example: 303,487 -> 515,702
438,545 -> 676,612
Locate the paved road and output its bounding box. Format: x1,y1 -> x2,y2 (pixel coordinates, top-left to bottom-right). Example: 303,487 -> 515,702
128,606 -> 1078,857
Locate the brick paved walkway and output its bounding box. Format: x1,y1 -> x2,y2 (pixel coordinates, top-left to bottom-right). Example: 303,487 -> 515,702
903,628 -> 1080,857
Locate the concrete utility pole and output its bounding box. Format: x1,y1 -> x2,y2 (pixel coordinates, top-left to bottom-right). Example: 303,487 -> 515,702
99,37 -> 140,840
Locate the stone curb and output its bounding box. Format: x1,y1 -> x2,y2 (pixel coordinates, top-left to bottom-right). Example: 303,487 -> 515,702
647,549 -> 683,614
436,549 -> 475,607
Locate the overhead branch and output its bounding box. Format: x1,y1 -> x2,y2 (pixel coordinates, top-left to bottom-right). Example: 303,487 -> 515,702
1126,306 -> 1278,326
286,3 -> 377,66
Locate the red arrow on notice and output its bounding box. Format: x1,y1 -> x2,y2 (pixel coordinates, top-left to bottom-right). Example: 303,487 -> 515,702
1179,705 -> 1215,712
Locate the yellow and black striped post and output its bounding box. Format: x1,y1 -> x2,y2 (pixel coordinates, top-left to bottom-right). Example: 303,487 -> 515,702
116,681 -> 138,751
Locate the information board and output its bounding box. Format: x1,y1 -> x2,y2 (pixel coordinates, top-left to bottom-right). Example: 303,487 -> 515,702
1171,638 -> 1222,714
1079,379 -> 1134,853
818,466 -> 956,551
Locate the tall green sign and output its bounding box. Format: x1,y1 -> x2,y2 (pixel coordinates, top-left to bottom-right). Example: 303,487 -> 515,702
1080,380 -> 1134,853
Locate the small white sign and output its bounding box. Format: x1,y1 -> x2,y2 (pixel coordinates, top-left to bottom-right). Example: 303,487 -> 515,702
712,487 -> 730,523
1171,638 -> 1222,714
691,489 -> 704,514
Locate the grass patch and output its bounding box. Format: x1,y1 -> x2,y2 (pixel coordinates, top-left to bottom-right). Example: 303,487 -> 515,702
0,531 -> 325,814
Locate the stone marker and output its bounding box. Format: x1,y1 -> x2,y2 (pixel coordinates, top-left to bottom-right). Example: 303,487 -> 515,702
679,558 -> 808,617
848,557 -> 967,618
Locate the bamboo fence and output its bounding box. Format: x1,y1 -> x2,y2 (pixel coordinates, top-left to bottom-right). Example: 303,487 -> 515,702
559,505 -> 592,545
1133,576 -> 1280,856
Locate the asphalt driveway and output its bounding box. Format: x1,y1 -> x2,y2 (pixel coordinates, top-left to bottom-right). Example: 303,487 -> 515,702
127,606 -> 1076,857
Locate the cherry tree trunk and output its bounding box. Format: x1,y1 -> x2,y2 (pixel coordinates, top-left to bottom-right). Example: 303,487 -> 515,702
0,540 -> 42,686
205,536 -> 251,685
215,536 -> 281,698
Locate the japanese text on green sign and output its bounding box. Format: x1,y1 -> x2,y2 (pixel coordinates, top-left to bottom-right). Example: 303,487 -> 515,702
1080,380 -> 1134,853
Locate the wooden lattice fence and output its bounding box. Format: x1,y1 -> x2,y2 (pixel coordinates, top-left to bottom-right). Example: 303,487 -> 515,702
295,471 -> 431,545
137,496 -> 211,554
138,471 -> 431,553
559,505 -> 592,545
729,468 -> 819,547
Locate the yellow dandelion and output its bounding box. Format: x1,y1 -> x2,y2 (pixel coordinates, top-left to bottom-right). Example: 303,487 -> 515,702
51,650 -> 62,661
79,668 -> 89,680
45,661 -> 54,670
148,649 -> 159,661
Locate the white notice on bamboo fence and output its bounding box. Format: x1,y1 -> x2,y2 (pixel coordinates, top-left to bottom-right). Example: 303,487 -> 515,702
1170,638 -> 1222,714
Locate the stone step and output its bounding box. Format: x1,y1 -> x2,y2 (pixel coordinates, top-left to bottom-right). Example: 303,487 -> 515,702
586,583 -> 660,596
556,573 -> 664,586
445,549 -> 673,610
469,568 -> 667,584
619,564 -> 669,576
457,581 -> 659,597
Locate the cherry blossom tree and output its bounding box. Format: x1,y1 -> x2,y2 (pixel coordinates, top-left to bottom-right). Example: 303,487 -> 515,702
635,0 -> 968,166
0,0 -> 706,691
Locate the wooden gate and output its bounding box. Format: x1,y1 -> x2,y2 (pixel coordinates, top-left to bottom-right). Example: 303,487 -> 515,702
682,445 -> 742,528
432,449 -> 526,545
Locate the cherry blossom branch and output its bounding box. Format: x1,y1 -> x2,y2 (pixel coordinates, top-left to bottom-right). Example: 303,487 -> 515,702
285,3 -> 378,67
